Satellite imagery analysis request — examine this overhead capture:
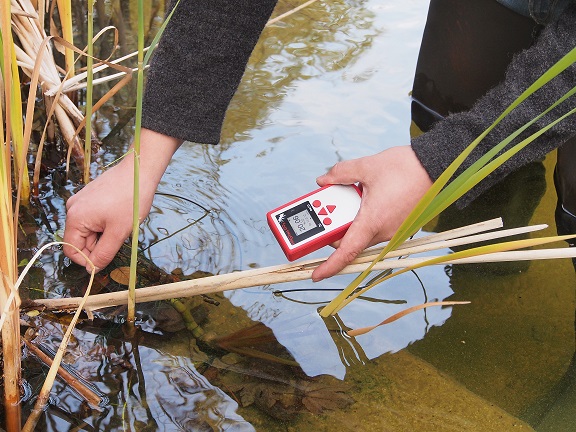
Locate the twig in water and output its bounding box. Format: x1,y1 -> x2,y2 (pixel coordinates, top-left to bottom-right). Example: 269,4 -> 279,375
23,338 -> 102,408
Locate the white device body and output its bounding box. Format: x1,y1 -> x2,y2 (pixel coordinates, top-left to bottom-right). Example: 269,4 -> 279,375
267,184 -> 362,261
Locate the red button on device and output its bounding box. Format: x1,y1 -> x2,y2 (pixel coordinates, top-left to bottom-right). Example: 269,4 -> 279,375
323,217 -> 332,225
319,207 -> 328,215
327,205 -> 336,213
313,200 -> 321,208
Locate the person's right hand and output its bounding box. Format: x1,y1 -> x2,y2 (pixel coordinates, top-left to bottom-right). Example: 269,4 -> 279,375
311,146 -> 433,281
63,129 -> 182,272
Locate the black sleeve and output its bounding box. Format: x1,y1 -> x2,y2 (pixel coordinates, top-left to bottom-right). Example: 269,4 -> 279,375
141,0 -> 279,144
411,4 -> 576,207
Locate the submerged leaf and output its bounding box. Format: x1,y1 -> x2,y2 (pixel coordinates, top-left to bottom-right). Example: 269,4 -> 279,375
300,381 -> 354,414
215,322 -> 300,366
110,267 -> 131,285
347,301 -> 471,337
227,378 -> 353,419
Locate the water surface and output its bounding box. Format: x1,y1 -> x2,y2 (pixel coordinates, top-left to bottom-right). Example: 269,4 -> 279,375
22,0 -> 576,430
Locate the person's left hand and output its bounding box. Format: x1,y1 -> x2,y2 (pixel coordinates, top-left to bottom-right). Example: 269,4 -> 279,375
311,145 -> 433,281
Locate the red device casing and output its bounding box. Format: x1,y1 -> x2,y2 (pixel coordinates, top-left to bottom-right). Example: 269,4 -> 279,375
267,184 -> 362,261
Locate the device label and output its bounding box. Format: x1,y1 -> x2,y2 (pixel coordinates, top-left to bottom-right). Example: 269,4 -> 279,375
275,201 -> 324,245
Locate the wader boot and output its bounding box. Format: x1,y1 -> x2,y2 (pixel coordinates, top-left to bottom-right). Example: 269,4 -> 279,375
411,1 -> 576,429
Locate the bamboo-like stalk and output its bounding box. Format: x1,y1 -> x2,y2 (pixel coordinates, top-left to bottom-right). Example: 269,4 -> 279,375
1,0 -> 23,429
386,218 -> 504,250
122,0 -> 182,322
126,0 -> 146,323
355,223 -> 547,264
31,243 -> 576,312
84,0 -> 95,184
0,275 -> 21,432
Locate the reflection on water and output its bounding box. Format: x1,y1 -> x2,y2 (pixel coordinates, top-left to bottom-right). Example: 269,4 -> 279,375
21,0 -> 576,430
23,322 -> 255,431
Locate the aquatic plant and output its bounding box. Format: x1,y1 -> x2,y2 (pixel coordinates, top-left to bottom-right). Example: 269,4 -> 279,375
2,0 -> 573,428
320,45 -> 576,318
0,3 -> 24,426
0,0 -> 168,429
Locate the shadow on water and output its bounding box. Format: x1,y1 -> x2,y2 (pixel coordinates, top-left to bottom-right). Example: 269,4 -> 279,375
15,0 -> 576,430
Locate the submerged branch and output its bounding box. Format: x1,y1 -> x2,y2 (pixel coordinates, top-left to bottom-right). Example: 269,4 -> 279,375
23,339 -> 102,408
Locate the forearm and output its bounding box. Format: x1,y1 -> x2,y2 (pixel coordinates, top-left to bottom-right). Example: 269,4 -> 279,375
142,0 -> 279,144
115,128 -> 182,192
412,3 -> 576,207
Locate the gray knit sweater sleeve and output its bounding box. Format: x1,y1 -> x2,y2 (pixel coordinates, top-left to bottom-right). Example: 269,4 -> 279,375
411,3 -> 576,207
142,0 -> 278,144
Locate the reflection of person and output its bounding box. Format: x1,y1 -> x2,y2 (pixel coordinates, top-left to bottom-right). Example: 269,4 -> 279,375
63,0 -> 576,282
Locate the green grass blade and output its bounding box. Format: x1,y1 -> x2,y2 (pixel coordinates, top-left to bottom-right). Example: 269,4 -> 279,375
437,105 -> 576,212
333,235 -> 576,314
143,0 -> 181,67
407,91 -> 576,233
128,0 -> 182,323
84,0 -> 95,184
320,46 -> 576,317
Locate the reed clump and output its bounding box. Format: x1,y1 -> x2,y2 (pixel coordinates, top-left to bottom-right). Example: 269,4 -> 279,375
0,0 -> 168,429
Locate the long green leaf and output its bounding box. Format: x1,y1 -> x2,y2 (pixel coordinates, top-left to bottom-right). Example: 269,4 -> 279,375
412,86 -> 576,228
332,235 -> 576,314
320,46 -> 576,317
143,0 -> 181,67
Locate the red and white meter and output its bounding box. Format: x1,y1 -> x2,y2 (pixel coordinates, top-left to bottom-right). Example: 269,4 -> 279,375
267,184 -> 362,261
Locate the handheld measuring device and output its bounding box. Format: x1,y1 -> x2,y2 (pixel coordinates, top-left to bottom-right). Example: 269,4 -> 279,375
267,184 -> 362,261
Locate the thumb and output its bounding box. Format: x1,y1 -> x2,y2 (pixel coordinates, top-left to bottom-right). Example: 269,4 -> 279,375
311,210 -> 377,281
86,230 -> 127,272
317,159 -> 363,187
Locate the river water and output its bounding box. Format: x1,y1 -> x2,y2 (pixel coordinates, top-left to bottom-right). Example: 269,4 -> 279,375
21,0 -> 576,430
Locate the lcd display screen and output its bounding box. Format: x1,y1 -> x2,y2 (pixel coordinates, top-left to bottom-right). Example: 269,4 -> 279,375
275,201 -> 324,245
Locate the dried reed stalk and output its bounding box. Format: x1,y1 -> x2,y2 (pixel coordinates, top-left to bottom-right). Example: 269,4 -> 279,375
1,0 -> 24,428
0,275 -> 22,431
267,0 -> 320,25
355,223 -> 548,263
30,222 -> 576,312
11,0 -> 86,166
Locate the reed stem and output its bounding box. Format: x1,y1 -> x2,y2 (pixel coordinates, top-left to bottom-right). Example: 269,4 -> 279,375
126,0 -> 146,322
22,339 -> 102,407
84,0 -> 95,184
32,243 -> 576,312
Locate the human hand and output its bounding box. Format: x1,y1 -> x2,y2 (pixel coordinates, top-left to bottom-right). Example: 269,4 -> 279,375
311,146 -> 433,281
63,129 -> 182,272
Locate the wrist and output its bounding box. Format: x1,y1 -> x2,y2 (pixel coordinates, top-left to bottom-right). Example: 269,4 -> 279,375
118,128 -> 182,186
